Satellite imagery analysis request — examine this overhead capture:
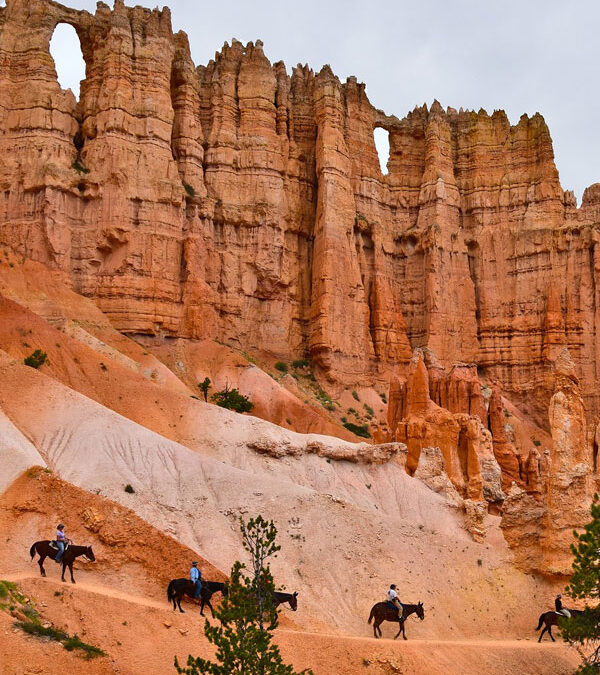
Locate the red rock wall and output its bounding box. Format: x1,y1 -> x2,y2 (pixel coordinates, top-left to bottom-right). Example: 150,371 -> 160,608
1,0 -> 600,425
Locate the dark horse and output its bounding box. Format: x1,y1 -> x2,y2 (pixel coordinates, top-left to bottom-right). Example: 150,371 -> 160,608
273,591 -> 298,611
167,579 -> 228,616
368,601 -> 424,640
30,540 -> 95,584
536,609 -> 583,642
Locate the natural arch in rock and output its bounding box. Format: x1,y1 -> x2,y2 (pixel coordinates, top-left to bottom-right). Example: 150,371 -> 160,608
373,127 -> 390,175
49,22 -> 85,101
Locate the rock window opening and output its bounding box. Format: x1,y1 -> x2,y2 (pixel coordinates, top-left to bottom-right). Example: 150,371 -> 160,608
49,23 -> 85,102
373,127 -> 390,176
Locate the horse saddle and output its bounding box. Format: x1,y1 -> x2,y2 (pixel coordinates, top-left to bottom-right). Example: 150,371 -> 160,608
387,601 -> 399,612
49,541 -> 69,551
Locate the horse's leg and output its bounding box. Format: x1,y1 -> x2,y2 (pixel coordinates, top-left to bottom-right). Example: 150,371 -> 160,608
549,625 -> 555,642
206,598 -> 215,618
373,617 -> 379,639
38,554 -> 46,578
200,598 -> 205,617
402,621 -> 407,641
69,561 -> 75,584
177,594 -> 184,613
538,625 -> 546,642
61,560 -> 66,582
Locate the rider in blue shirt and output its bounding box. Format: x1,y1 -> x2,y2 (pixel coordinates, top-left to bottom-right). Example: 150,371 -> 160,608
55,524 -> 66,563
190,561 -> 202,599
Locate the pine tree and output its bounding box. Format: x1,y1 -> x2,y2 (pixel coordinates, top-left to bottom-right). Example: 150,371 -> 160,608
198,377 -> 211,402
174,516 -> 312,675
562,494 -> 600,673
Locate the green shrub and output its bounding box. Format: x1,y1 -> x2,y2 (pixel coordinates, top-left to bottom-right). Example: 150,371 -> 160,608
352,390 -> 360,401
274,361 -> 288,373
292,359 -> 310,369
532,439 -> 542,447
198,377 -> 211,402
24,349 -> 47,369
62,635 -> 106,659
364,403 -> 374,416
124,484 -> 135,494
341,416 -> 347,423
183,183 -> 195,197
343,422 -> 371,438
379,392 -> 387,403
72,160 -> 90,174
211,386 -> 253,414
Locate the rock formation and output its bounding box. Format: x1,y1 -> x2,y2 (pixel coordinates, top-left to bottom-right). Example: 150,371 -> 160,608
1,0 -> 599,421
501,349 -> 593,574
0,0 -> 599,569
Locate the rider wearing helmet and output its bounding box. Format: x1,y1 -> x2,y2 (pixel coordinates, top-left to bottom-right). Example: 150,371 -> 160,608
55,524 -> 66,563
387,584 -> 403,616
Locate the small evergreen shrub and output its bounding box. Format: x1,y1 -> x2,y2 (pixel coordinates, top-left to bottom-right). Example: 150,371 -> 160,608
183,183 -> 195,197
292,359 -> 310,369
343,422 -> 371,438
211,386 -> 254,414
364,403 -> 374,416
124,484 -> 135,494
352,390 -> 360,401
274,361 -> 288,373
24,349 -> 47,369
72,160 -> 90,174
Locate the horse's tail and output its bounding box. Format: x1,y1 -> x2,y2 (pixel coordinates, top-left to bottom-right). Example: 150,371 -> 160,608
368,607 -> 374,624
167,579 -> 176,603
535,613 -> 545,631
29,542 -> 38,561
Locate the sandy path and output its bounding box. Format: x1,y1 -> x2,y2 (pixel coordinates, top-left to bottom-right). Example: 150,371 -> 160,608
2,573 -> 568,646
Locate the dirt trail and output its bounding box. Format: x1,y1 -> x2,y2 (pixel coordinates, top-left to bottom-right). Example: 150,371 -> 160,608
0,573 -> 579,675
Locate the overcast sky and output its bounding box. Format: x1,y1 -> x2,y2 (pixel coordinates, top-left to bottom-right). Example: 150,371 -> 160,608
5,0 -> 598,199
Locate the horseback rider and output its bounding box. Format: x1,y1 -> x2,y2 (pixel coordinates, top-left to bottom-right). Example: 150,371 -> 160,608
54,524 -> 67,563
387,584 -> 403,616
555,594 -> 571,618
190,561 -> 202,599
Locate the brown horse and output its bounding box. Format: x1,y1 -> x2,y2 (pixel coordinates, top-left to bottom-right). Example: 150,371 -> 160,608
368,601 -> 424,639
536,609 -> 582,642
30,540 -> 95,584
167,579 -> 228,616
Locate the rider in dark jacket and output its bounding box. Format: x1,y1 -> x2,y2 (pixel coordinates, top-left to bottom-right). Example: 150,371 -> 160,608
555,594 -> 571,618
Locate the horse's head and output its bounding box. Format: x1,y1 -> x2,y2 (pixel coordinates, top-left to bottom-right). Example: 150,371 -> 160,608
84,546 -> 96,562
416,601 -> 424,621
289,591 -> 298,611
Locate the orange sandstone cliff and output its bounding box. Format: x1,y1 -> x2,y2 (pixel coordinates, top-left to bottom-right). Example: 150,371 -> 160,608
1,0 -> 600,574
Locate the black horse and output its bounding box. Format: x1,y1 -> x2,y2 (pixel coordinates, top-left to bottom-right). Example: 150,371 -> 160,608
30,540 -> 95,584
368,601 -> 424,639
167,578 -> 228,616
536,609 -> 583,642
273,591 -> 298,611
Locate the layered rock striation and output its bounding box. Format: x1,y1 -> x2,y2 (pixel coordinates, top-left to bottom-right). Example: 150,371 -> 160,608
1,0 -> 599,427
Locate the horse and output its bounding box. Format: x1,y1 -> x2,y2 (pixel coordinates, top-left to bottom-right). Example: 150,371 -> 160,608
536,608 -> 582,642
167,579 -> 228,617
30,540 -> 95,584
368,601 -> 424,640
273,591 -> 298,611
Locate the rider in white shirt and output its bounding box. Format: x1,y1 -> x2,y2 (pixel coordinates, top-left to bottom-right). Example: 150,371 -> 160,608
387,584 -> 403,616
